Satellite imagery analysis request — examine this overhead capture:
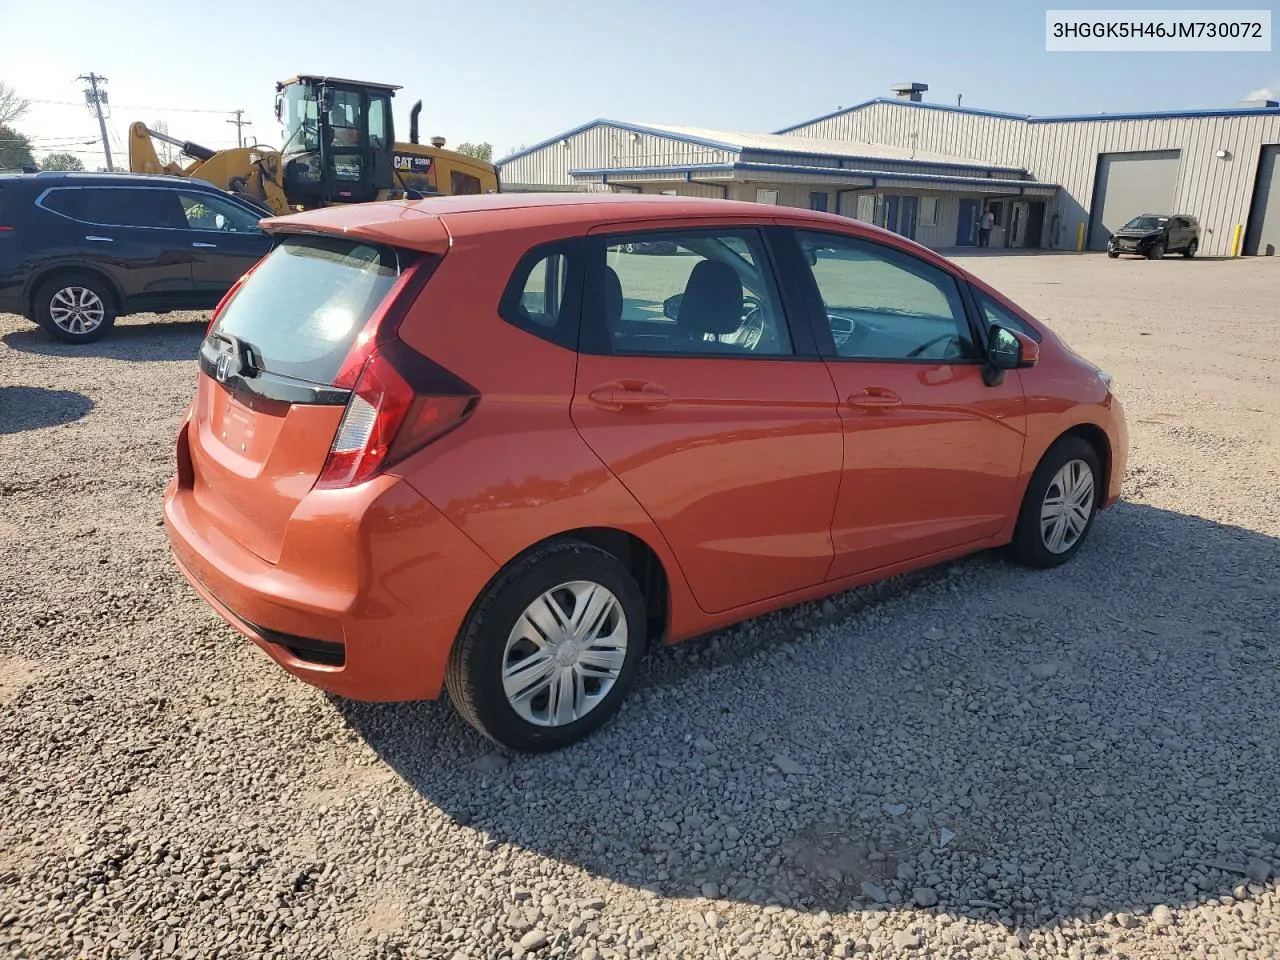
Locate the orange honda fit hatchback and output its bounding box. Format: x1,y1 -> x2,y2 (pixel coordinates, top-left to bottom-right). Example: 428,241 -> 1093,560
164,193 -> 1127,751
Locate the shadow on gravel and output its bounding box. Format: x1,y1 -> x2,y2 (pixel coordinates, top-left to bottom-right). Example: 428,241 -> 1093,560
0,386 -> 94,434
2,319 -> 206,363
337,502 -> 1280,929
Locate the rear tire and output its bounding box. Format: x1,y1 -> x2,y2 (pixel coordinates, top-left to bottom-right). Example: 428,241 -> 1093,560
32,273 -> 116,344
445,539 -> 646,753
1183,239 -> 1197,258
1005,436 -> 1102,569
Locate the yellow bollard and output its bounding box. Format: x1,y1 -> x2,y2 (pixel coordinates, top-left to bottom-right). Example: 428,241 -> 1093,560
1076,222 -> 1085,252
1231,223 -> 1243,257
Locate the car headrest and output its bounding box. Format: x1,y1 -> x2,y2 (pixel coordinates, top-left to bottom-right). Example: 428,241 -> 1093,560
677,260 -> 742,336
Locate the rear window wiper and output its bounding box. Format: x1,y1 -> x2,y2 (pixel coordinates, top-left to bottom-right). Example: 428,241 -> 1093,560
209,331 -> 261,377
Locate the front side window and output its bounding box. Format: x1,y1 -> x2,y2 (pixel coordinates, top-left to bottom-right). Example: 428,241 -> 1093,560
975,291 -> 1042,343
591,230 -> 792,357
367,97 -> 390,148
178,192 -> 262,233
797,230 -> 975,361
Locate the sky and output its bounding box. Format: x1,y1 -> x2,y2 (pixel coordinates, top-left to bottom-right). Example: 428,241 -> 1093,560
2,0 -> 1277,168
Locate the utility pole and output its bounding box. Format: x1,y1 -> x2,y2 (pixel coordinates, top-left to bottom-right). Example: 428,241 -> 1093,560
227,109 -> 250,148
77,73 -> 113,171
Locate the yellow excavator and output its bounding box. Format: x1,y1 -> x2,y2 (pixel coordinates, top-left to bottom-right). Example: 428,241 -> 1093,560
128,75 -> 499,216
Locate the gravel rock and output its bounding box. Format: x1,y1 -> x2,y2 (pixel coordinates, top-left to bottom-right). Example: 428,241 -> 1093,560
519,929 -> 549,950
913,887 -> 939,907
1029,662 -> 1059,681
4,258 -> 1280,959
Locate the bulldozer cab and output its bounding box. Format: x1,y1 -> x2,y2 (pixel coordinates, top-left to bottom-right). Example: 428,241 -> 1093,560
275,76 -> 401,208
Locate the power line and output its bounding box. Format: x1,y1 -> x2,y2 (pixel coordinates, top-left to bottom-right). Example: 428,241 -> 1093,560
30,98 -> 237,114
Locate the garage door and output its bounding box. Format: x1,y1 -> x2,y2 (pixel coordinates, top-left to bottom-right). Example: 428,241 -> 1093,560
1087,150 -> 1181,250
1245,145 -> 1280,256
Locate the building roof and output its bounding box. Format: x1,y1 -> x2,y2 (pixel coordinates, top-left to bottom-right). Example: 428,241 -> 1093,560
777,96 -> 1280,133
498,118 -> 1025,174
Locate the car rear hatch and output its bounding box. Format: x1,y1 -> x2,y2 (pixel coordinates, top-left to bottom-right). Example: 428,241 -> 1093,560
182,207 -> 462,565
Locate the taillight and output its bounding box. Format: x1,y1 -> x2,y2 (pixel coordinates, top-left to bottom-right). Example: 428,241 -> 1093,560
315,346 -> 477,489
0,225 -> 15,232
206,260 -> 264,334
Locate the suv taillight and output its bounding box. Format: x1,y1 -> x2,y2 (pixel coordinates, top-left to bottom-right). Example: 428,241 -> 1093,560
315,345 -> 477,489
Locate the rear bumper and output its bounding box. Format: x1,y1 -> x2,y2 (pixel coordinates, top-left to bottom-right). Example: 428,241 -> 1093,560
164,470 -> 497,701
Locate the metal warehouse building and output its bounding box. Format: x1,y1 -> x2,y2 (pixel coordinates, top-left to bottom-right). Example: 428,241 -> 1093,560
499,83 -> 1280,257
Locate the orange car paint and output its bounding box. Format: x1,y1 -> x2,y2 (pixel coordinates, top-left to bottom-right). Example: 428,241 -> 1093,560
164,193 -> 1127,703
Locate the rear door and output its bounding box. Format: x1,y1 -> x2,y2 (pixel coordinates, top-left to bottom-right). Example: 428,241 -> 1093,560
176,190 -> 273,303
187,234 -> 406,564
570,223 -> 843,615
40,186 -> 194,308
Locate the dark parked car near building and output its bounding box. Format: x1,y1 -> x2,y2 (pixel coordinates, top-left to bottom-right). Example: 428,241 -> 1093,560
1107,214 -> 1200,260
0,172 -> 272,343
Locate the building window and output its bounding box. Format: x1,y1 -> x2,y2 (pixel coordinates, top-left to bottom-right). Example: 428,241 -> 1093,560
809,191 -> 829,212
755,188 -> 779,205
854,193 -> 882,224
919,196 -> 939,227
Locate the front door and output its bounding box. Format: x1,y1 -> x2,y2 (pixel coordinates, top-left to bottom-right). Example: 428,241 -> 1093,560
956,199 -> 979,246
791,228 -> 1026,578
899,196 -> 919,240
570,224 -> 844,615
177,191 -> 273,302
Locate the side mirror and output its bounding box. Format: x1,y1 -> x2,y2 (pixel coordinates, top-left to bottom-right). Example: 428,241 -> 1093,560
274,95 -> 283,123
985,323 -> 1040,384
663,292 -> 683,320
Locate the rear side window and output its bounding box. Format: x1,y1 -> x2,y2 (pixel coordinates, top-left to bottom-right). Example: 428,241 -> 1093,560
499,242 -> 582,350
41,188 -> 185,229
212,236 -> 401,385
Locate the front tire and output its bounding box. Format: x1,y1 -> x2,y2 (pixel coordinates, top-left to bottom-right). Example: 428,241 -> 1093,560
445,539 -> 646,752
1107,250 -> 1119,259
1005,437 -> 1102,569
1147,242 -> 1165,260
33,274 -> 116,344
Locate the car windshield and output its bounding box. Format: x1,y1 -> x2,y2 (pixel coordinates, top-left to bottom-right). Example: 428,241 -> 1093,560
1123,216 -> 1168,230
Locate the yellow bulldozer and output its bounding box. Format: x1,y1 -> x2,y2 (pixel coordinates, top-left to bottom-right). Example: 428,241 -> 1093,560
128,75 -> 499,216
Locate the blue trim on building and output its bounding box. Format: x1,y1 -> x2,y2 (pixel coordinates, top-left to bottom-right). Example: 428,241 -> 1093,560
497,119 -> 743,167
776,97 -> 1280,134
569,161 -> 1058,192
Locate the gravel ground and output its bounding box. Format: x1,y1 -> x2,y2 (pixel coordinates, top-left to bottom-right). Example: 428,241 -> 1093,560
1,252 -> 1278,960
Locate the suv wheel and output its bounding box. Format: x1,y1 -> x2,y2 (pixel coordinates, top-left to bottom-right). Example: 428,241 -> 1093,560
1005,436 -> 1102,569
33,274 -> 116,344
1146,241 -> 1165,260
446,539 -> 646,752
1183,239 -> 1197,258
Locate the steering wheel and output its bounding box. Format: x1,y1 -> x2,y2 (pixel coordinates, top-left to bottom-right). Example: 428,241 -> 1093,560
906,334 -> 958,359
734,295 -> 766,350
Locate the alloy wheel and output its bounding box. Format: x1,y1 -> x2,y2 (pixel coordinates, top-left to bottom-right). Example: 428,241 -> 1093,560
1041,459 -> 1095,554
48,286 -> 105,335
502,580 -> 628,727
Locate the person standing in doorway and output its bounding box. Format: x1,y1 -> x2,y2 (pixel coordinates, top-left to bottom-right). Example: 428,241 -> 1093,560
978,208 -> 995,248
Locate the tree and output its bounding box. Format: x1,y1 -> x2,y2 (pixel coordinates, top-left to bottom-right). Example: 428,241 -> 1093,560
0,81 -> 29,127
454,142 -> 493,162
0,125 -> 35,170
41,152 -> 84,171
152,119 -> 179,167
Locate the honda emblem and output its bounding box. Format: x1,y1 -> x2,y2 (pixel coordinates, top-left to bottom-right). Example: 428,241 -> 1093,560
215,351 -> 233,383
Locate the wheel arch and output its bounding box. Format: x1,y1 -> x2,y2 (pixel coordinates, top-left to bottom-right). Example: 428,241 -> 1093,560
476,526 -> 672,651
27,264 -> 125,318
1055,423 -> 1112,502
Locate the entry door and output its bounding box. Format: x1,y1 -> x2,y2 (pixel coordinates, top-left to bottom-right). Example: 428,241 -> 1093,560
570,224 -> 844,615
882,196 -> 900,234
899,196 -> 918,240
956,199 -> 979,245
791,228 -> 1026,578
177,191 -> 273,299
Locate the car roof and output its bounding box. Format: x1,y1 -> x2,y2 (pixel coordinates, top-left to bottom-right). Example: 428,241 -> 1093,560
264,191 -> 895,248
0,171 -> 225,192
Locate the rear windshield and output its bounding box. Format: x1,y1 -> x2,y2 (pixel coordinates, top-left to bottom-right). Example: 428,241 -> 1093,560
212,235 -> 400,385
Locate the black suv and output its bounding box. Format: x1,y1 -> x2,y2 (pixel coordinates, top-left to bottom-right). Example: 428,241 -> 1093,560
0,172 -> 272,343
1106,213 -> 1200,260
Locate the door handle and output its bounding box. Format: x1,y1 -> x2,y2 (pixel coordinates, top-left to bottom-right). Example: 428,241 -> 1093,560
587,381 -> 671,412
192,242 -> 217,249
84,235 -> 113,242
845,388 -> 902,410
